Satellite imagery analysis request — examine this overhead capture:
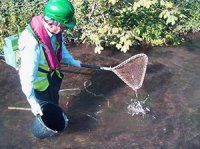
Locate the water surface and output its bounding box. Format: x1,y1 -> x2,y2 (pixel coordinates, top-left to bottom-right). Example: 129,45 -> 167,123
0,36 -> 200,148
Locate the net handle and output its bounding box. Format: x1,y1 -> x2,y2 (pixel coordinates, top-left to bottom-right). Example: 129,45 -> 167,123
81,63 -> 112,71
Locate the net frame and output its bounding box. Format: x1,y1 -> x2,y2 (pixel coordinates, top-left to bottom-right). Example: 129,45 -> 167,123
111,53 -> 148,91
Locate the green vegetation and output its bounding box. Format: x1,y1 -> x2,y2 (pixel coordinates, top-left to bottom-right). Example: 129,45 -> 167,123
0,0 -> 44,53
1,0 -> 200,54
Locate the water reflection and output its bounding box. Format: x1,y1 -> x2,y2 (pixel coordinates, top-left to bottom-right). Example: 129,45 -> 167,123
1,35 -> 200,148
65,38 -> 200,148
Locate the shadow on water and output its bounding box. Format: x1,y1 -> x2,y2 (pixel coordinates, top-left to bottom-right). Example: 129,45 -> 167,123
145,63 -> 173,93
66,70 -> 125,133
62,39 -> 200,148
184,33 -> 200,54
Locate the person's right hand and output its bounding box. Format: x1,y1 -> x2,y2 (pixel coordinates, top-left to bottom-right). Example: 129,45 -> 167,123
30,102 -> 43,116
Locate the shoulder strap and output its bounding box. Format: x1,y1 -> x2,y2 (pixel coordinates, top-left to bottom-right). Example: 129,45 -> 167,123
26,24 -> 51,73
26,24 -> 40,43
26,24 -> 50,53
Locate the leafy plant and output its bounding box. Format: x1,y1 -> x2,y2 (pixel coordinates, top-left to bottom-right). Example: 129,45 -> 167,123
0,0 -> 44,53
71,0 -> 193,53
1,0 -> 200,54
175,0 -> 200,33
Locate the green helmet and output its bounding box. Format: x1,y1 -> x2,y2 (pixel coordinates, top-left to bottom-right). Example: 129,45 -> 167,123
44,0 -> 76,29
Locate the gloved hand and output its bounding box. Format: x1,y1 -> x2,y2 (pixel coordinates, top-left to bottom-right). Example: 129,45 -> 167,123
74,60 -> 82,68
31,102 -> 43,116
28,97 -> 43,116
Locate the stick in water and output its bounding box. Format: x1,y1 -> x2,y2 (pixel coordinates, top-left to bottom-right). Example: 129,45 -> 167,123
8,107 -> 31,111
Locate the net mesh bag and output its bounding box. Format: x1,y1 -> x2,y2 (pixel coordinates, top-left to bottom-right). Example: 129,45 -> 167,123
112,54 -> 148,91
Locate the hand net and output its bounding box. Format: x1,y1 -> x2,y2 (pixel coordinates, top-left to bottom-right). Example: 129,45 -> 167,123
112,54 -> 148,91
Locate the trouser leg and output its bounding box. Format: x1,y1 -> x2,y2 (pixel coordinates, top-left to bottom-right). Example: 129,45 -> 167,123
34,88 -> 50,105
48,72 -> 63,105
34,72 -> 63,105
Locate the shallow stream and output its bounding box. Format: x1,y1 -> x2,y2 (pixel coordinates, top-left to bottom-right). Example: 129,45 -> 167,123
0,35 -> 200,148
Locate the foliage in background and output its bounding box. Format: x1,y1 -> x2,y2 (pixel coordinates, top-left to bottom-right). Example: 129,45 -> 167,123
71,0 -> 192,53
0,0 -> 44,53
1,0 -> 200,54
175,0 -> 200,33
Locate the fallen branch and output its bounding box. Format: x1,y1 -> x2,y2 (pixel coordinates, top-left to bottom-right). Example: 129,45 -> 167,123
8,107 -> 31,111
59,88 -> 80,92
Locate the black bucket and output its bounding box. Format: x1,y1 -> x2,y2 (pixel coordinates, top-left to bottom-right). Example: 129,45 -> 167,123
31,103 -> 68,139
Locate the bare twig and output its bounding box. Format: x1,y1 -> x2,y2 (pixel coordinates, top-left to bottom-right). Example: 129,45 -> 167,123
83,113 -> 98,121
8,107 -> 31,111
89,1 -> 97,20
59,88 -> 80,92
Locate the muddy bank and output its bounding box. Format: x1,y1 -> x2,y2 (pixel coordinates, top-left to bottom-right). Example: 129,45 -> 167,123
0,36 -> 200,148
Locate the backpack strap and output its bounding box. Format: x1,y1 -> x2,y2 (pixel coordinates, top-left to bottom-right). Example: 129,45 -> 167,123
26,24 -> 40,43
26,24 -> 51,52
26,24 -> 51,73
